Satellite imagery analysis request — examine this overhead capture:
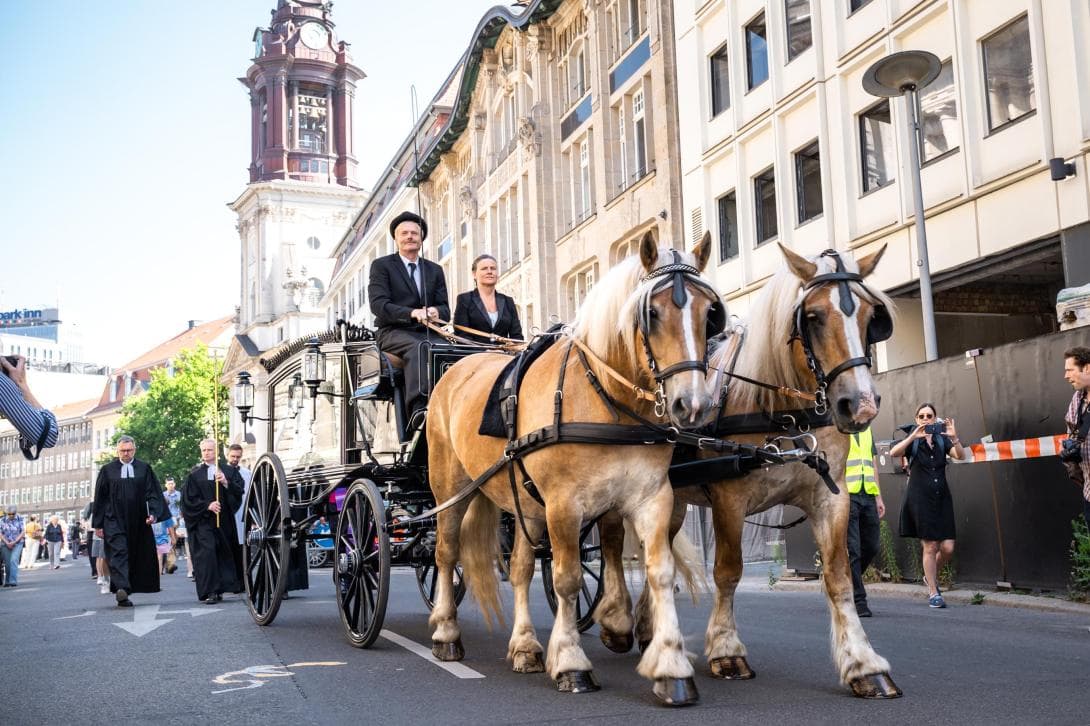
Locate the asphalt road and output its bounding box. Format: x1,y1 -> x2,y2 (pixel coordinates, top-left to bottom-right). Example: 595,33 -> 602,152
3,557 -> 1088,725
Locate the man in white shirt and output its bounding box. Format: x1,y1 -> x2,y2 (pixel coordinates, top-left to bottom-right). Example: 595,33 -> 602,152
226,443 -> 252,589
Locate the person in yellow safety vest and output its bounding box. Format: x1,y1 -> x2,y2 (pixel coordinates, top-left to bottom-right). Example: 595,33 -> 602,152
846,425 -> 885,617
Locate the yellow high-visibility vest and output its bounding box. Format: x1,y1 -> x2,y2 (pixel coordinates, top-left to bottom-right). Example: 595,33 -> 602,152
846,428 -> 879,495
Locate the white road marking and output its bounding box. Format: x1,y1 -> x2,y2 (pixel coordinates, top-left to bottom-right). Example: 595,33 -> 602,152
53,610 -> 96,620
212,661 -> 346,694
114,604 -> 222,637
380,629 -> 486,679
9,587 -> 40,593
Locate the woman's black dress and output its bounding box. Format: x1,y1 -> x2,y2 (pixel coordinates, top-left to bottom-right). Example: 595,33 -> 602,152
898,435 -> 956,541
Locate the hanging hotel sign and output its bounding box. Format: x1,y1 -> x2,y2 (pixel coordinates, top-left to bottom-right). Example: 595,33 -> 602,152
0,307 -> 60,328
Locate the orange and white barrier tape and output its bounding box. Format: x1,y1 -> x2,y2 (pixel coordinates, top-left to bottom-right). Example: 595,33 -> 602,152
962,434 -> 1068,463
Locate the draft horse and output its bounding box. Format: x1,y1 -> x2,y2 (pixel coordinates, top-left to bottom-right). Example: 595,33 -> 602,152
595,243 -> 903,698
425,231 -> 722,706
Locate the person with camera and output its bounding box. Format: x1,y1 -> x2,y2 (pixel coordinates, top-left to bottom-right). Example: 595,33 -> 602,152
1062,346 -> 1090,530
0,355 -> 58,459
889,402 -> 964,609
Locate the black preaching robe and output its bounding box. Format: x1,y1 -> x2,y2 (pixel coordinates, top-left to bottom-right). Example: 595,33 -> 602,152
182,462 -> 243,600
92,458 -> 166,595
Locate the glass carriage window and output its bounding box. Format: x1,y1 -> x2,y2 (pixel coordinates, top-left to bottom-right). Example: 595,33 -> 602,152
745,12 -> 769,90
785,0 -> 812,61
297,86 -> 329,153
919,60 -> 959,162
982,15 -> 1035,132
753,167 -> 778,244
794,141 -> 822,224
859,100 -> 894,192
710,44 -> 730,117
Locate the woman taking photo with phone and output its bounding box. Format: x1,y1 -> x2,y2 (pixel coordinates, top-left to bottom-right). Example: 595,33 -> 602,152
889,402 -> 964,608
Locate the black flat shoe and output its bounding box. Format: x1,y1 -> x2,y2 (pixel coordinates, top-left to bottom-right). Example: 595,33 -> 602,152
856,603 -> 873,618
117,599 -> 134,608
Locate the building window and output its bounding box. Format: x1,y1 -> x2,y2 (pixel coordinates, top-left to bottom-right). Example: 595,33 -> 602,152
794,141 -> 822,224
785,0 -> 812,61
859,100 -> 895,193
633,90 -> 647,178
982,15 -> 1035,132
579,140 -> 591,217
753,167 -> 778,244
567,263 -> 599,316
919,60 -> 959,162
296,85 -> 329,153
745,12 -> 769,90
717,192 -> 739,263
307,236 -> 321,250
849,0 -> 872,12
710,44 -> 730,117
617,108 -> 629,188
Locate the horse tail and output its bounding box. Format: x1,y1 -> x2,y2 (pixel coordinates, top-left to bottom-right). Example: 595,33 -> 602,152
672,530 -> 707,604
460,495 -> 505,629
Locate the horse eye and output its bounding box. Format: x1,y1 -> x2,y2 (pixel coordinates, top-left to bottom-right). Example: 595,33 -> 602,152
806,311 -> 823,325
648,307 -> 659,319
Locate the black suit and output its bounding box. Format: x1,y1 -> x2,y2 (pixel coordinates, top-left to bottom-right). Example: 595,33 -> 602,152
367,253 -> 450,412
453,289 -> 523,344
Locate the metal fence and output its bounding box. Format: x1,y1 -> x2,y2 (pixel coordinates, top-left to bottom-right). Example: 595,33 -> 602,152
784,327 -> 1090,590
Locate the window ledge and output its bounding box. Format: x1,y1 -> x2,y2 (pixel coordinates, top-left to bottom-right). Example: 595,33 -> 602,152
859,180 -> 896,199
984,109 -> 1037,139
921,147 -> 960,168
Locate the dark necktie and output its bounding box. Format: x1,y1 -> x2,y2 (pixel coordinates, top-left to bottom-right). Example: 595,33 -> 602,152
408,262 -> 422,297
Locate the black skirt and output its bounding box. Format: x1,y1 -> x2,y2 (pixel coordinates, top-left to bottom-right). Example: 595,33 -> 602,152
898,437 -> 956,541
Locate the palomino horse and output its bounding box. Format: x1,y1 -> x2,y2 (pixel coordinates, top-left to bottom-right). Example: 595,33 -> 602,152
594,243 -> 903,698
425,231 -> 722,705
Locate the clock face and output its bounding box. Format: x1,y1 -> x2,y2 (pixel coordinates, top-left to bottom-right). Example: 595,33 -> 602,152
300,22 -> 327,50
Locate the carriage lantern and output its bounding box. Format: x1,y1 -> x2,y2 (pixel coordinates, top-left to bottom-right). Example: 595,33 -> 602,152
303,337 -> 326,398
234,371 -> 255,423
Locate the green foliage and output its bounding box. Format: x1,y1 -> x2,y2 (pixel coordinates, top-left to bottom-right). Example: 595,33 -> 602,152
970,592 -> 986,605
939,561 -> 956,590
1070,517 -> 1090,594
769,540 -> 785,564
767,565 -> 779,589
112,345 -> 229,484
878,520 -> 901,583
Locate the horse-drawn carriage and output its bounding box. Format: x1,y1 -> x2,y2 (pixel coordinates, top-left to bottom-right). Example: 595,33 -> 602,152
234,326 -> 605,646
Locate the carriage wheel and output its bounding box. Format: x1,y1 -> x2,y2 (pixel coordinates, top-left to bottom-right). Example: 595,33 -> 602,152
414,561 -> 466,610
335,479 -> 390,648
243,454 -> 292,626
541,520 -> 605,633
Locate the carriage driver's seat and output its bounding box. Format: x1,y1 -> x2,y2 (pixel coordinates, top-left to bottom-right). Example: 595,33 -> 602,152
352,345 -> 411,439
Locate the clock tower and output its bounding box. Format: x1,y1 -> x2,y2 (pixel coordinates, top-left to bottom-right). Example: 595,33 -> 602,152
225,0 -> 368,449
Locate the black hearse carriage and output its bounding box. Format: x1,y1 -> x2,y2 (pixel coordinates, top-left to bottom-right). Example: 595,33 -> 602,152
234,322 -> 604,648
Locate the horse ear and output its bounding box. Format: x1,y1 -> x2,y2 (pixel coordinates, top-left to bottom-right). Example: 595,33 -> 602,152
639,230 -> 658,271
856,244 -> 887,278
692,231 -> 712,272
778,242 -> 817,281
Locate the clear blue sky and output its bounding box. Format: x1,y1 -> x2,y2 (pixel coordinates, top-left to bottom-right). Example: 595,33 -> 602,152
0,0 -> 506,366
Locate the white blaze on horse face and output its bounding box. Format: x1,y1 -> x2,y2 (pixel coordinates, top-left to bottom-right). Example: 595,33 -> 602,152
829,286 -> 879,421
679,287 -> 705,419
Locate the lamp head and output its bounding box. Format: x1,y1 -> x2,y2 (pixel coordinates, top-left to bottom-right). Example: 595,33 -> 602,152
863,50 -> 941,97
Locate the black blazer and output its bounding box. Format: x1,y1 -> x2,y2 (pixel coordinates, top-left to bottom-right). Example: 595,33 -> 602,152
368,253 -> 450,329
453,289 -> 523,344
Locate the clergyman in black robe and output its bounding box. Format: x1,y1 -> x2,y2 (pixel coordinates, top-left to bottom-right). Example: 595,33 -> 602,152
92,436 -> 167,607
182,440 -> 243,603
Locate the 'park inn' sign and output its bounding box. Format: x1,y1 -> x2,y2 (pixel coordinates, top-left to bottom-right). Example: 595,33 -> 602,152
0,308 -> 60,328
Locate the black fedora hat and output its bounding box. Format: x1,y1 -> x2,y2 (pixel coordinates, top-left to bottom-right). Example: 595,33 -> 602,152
389,211 -> 428,241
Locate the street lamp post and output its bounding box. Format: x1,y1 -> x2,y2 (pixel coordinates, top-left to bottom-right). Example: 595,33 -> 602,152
863,50 -> 942,361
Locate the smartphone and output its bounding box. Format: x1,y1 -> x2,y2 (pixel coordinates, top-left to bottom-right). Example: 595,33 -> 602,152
923,420 -> 946,435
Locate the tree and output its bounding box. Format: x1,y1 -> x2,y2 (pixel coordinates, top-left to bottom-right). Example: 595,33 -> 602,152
112,345 -> 229,484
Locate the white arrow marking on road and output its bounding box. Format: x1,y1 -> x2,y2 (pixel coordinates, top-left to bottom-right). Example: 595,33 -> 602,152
379,629 -> 486,679
212,662 -> 346,694
54,610 -> 97,620
114,604 -> 223,637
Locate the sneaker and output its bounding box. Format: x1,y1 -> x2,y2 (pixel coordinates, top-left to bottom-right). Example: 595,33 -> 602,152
928,594 -> 946,609
100,583 -> 109,595
96,576 -> 104,585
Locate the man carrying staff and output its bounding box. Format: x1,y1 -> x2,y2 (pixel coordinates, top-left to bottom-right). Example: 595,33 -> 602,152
182,439 -> 243,603
367,211 -> 450,420
92,436 -> 167,607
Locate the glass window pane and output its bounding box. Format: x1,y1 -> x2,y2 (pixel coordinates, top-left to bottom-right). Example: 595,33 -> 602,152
983,15 -> 1035,131
794,141 -> 822,224
746,13 -> 769,90
919,60 -> 959,162
860,100 -> 895,192
710,46 -> 730,117
850,0 -> 872,12
754,168 -> 778,244
717,192 -> 738,262
785,0 -> 812,61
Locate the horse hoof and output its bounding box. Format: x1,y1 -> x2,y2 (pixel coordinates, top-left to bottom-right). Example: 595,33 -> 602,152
709,655 -> 756,680
849,672 -> 903,699
652,677 -> 699,707
431,639 -> 465,662
512,651 -> 545,673
599,630 -> 634,654
555,671 -> 601,693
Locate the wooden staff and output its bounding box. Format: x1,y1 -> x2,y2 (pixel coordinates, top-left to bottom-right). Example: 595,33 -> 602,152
213,349 -> 220,528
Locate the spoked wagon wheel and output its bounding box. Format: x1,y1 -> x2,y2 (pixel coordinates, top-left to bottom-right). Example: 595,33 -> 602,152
335,479 -> 390,648
541,519 -> 605,633
415,561 -> 466,610
243,454 -> 292,626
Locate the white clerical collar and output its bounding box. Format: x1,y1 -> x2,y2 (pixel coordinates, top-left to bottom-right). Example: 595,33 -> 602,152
205,463 -> 217,480
121,461 -> 134,477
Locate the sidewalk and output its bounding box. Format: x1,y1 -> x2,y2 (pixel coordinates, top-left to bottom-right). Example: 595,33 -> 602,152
756,560 -> 1090,616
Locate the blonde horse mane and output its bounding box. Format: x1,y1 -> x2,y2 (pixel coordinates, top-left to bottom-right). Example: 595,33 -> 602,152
723,250 -> 894,415
570,247 -> 709,369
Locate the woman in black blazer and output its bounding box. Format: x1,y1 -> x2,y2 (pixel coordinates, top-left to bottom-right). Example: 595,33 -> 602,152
453,254 -> 524,344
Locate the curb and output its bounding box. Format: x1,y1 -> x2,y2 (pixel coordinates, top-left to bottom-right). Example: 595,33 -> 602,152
772,578 -> 1090,616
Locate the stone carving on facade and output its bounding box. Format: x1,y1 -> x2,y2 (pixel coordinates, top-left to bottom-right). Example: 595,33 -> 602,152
481,48 -> 498,81
472,112 -> 486,131
458,185 -> 477,218
517,116 -> 541,157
